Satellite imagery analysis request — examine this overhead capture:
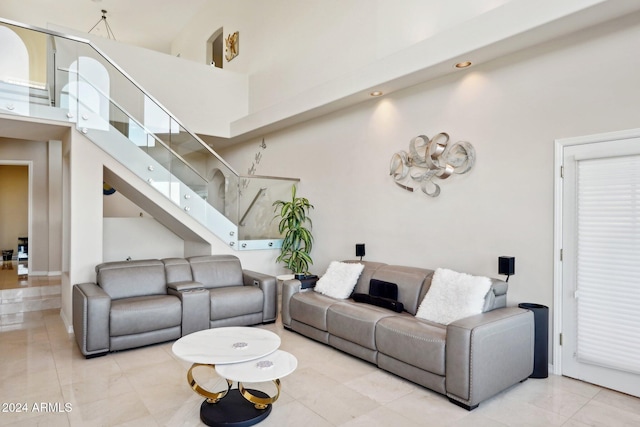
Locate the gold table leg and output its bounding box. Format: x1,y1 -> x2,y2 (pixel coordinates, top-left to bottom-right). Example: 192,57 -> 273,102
238,379 -> 281,409
187,363 -> 233,403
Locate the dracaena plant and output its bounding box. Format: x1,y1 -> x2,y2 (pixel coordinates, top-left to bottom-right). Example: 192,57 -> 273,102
273,185 -> 314,275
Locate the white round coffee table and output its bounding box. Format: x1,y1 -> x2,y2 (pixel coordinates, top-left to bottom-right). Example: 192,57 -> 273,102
172,326 -> 281,365
172,327 -> 295,427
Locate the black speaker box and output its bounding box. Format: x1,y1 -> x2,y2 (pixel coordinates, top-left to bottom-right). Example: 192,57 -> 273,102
498,256 -> 515,276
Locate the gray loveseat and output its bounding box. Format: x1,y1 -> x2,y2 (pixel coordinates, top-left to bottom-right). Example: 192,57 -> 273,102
281,260 -> 535,410
73,255 -> 276,357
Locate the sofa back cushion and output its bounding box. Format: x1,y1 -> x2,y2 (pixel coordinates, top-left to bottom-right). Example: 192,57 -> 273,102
343,260 -> 387,295
96,259 -> 167,300
188,255 -> 243,289
162,258 -> 193,284
483,278 -> 508,311
371,265 -> 434,315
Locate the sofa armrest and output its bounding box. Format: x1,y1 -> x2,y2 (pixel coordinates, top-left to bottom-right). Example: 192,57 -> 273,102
167,281 -> 204,292
167,281 -> 209,336
243,270 -> 277,323
445,307 -> 534,409
72,283 -> 111,357
281,279 -> 302,328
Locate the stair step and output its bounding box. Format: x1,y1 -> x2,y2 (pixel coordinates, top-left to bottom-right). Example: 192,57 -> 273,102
0,285 -> 61,301
0,295 -> 61,315
0,284 -> 62,316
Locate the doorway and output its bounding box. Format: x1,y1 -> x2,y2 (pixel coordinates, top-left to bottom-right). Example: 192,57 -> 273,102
555,128 -> 640,397
0,162 -> 30,286
207,28 -> 224,69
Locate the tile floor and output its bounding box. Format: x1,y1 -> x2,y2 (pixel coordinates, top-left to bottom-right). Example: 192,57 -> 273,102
0,261 -> 61,321
1,309 -> 640,427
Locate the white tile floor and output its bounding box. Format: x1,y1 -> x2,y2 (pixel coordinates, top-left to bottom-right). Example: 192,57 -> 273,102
1,309 -> 640,426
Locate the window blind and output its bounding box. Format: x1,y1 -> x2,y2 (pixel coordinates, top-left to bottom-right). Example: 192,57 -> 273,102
576,154 -> 640,374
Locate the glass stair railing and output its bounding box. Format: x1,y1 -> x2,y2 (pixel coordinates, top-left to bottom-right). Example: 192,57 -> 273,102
0,18 -> 297,250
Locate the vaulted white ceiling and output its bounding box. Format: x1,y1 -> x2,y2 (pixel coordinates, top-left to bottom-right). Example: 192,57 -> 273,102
0,0 -> 208,53
3,0 -> 640,146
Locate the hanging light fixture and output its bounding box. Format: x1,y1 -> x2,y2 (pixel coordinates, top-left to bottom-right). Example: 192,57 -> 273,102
89,9 -> 117,40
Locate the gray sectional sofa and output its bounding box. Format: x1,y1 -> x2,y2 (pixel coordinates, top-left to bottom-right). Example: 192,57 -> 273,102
73,255 -> 277,357
281,260 -> 535,410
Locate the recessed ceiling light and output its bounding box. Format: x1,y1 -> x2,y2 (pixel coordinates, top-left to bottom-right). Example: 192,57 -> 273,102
370,91 -> 383,97
455,61 -> 472,69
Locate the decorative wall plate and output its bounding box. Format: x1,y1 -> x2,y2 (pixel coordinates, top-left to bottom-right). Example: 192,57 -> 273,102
390,133 -> 475,197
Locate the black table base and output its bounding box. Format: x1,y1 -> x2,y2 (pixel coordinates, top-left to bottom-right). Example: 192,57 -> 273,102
200,389 -> 272,427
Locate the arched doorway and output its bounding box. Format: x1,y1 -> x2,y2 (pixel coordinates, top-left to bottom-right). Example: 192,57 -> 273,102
206,28 -> 224,69
61,56 -> 110,131
0,26 -> 30,115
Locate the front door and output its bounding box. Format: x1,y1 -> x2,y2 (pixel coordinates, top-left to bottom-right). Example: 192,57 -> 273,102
559,129 -> 640,397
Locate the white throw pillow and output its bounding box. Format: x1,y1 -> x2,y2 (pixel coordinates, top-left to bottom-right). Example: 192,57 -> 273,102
415,268 -> 492,325
314,261 -> 365,299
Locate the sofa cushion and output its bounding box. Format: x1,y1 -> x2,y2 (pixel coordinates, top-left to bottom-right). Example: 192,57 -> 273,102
344,260 -> 388,294
290,291 -> 338,331
371,265 -> 434,315
327,301 -> 396,350
97,259 -> 167,300
209,286 -> 263,321
189,255 -> 243,289
315,261 -> 365,299
110,295 -> 181,336
162,258 -> 193,284
376,315 -> 447,376
483,279 -> 508,311
416,268 -> 491,325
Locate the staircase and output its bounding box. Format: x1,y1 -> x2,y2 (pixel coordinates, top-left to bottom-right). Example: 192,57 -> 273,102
0,18 -> 297,252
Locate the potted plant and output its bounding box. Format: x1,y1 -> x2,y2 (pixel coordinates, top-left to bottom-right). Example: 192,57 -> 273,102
273,185 -> 314,279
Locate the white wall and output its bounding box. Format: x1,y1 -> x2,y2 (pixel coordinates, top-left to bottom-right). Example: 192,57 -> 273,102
219,13 -> 640,324
65,131 -> 103,324
47,140 -> 62,274
103,217 -> 184,262
172,0 -> 512,113
103,190 -> 149,218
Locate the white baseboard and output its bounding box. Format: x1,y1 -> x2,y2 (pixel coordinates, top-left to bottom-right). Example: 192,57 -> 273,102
60,309 -> 73,334
27,271 -> 47,276
17,270 -> 62,277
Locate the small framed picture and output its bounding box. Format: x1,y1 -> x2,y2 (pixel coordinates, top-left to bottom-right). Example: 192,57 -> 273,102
225,31 -> 239,62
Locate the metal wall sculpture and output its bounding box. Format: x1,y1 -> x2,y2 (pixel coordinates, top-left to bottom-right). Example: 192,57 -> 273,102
389,133 -> 475,197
